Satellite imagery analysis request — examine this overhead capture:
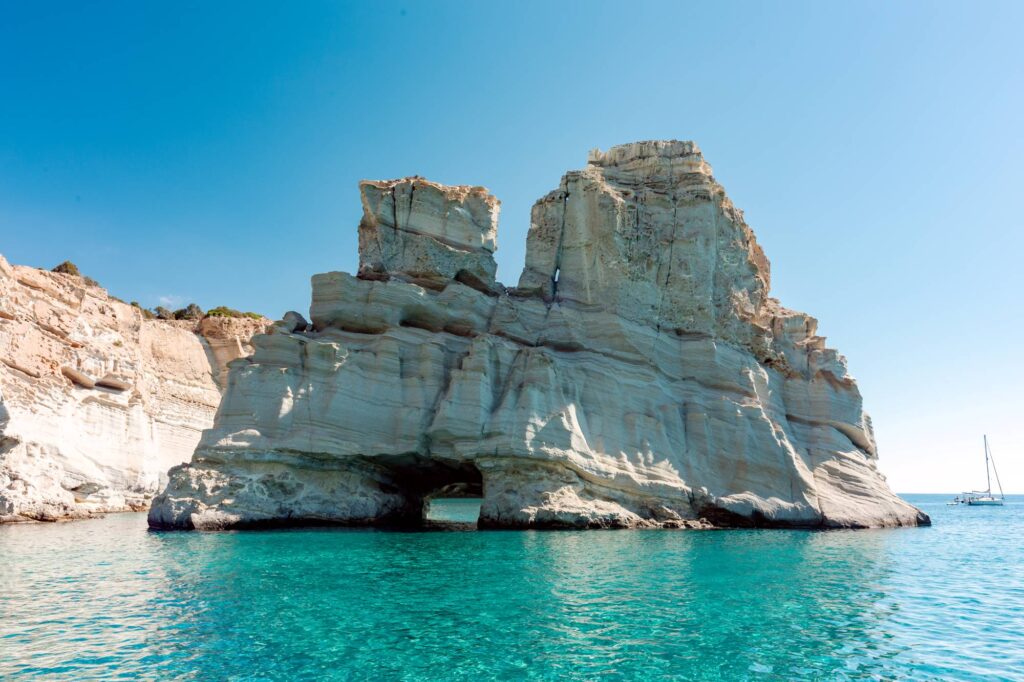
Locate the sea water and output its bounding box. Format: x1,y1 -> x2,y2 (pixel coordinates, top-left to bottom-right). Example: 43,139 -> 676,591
1,495 -> 1022,680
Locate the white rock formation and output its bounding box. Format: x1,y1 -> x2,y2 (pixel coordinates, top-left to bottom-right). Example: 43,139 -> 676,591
149,141 -> 928,530
0,257 -> 267,521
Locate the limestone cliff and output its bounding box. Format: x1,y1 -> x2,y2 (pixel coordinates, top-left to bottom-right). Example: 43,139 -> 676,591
0,256 -> 268,521
150,141 -> 928,530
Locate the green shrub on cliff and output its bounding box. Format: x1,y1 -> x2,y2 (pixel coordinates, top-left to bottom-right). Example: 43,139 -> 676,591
51,261 -> 100,287
130,301 -> 156,320
205,306 -> 263,320
172,303 -> 204,320
51,260 -> 81,277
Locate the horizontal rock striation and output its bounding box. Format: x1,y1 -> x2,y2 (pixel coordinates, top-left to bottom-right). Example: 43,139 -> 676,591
150,141 -> 928,530
0,256 -> 268,522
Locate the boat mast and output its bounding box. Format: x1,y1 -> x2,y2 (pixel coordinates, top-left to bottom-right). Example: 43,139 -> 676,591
985,435 -> 992,495
989,441 -> 1006,500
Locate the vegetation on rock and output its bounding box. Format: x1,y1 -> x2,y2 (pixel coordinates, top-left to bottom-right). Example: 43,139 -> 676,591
130,301 -> 156,320
51,261 -> 81,276
44,263 -> 255,325
173,304 -> 204,321
204,306 -> 263,320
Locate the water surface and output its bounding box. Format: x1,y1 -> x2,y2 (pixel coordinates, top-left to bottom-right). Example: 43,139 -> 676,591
1,495 -> 1022,680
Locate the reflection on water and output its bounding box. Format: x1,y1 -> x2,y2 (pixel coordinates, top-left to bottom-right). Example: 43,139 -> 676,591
1,496 -> 1022,680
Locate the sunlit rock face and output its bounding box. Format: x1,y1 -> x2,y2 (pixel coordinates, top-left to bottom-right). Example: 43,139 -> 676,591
149,141 -> 928,531
0,256 -> 267,522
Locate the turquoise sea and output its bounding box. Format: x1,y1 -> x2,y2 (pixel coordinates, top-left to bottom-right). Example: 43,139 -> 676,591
1,495 -> 1022,680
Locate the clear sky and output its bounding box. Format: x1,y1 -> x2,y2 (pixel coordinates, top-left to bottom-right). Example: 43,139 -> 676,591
2,1 -> 1022,493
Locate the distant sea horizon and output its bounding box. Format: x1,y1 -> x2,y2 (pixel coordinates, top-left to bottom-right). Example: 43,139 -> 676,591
899,492 -> 1022,497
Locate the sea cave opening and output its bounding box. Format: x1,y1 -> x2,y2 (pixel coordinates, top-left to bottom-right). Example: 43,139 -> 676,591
380,456 -> 483,529
421,465 -> 483,529
423,492 -> 483,529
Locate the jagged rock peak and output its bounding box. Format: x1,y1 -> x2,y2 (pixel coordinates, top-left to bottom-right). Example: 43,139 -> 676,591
518,140 -> 771,356
357,176 -> 500,293
587,139 -> 709,172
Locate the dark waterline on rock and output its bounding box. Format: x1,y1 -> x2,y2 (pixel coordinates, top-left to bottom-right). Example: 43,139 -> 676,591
1,495 -> 1021,680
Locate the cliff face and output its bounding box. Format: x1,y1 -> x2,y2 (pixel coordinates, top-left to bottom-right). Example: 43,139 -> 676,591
0,255 -> 267,522
150,141 -> 928,530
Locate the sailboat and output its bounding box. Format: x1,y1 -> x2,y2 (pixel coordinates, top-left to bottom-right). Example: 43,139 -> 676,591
957,435 -> 1005,506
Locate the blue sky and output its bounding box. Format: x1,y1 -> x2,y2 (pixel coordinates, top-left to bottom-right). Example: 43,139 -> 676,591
2,1 -> 1022,492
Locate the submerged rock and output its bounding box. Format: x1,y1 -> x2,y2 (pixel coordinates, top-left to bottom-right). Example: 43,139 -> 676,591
0,257 -> 269,522
149,141 -> 928,530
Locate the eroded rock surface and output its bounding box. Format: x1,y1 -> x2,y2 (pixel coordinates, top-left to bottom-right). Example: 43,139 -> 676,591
0,257 -> 268,521
150,141 -> 928,530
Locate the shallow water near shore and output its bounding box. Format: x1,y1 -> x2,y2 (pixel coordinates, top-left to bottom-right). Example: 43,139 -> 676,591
1,495 -> 1022,680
